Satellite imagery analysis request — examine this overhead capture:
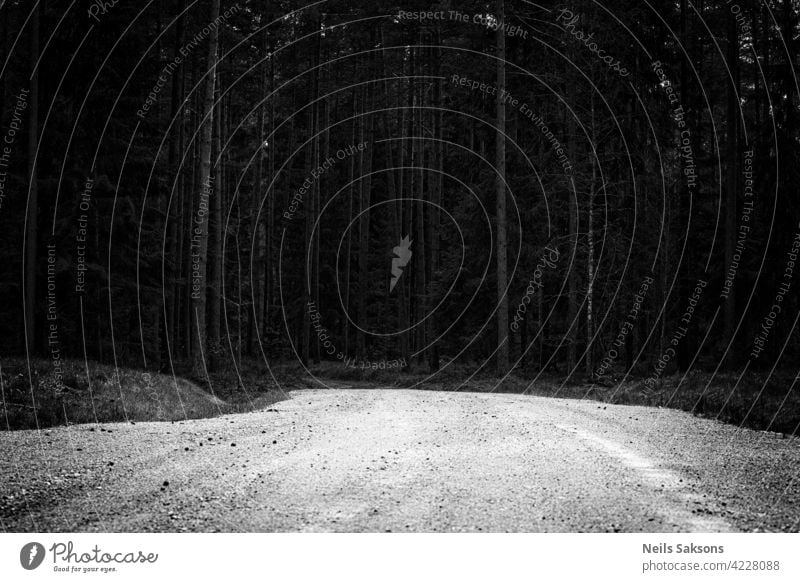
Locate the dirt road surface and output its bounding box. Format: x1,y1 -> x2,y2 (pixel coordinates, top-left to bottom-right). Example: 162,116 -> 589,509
2,389 -> 798,532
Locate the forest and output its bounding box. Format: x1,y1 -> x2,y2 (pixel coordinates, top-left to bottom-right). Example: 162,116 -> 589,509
1,0 -> 800,432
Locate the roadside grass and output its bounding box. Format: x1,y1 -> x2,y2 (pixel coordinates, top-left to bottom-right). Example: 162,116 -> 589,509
0,357 -> 299,430
12,354 -> 794,434
310,361 -> 800,435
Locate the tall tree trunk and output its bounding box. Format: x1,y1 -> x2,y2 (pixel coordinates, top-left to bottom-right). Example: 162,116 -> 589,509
208,56 -> 223,369
723,9 -> 739,363
357,81 -> 374,359
586,94 -> 596,378
24,0 -> 40,356
263,49 -> 275,339
163,0 -> 185,371
191,0 -> 220,378
185,55 -> 199,361
395,47 -> 413,362
302,19 -> 322,365
565,58 -> 578,376
415,67 -> 427,361
313,98 -> 328,364
495,0 -> 509,375
431,26 -> 444,372
427,31 -> 443,373
247,40 -> 267,357
343,84 -> 357,355
677,0 -> 691,372
377,27 -> 406,363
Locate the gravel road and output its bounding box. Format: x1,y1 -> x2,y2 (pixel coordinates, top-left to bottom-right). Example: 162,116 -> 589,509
1,388 -> 798,532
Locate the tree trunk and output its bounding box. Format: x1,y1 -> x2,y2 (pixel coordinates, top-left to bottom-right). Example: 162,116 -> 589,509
185,56 -> 199,361
565,66 -> 578,376
208,57 -> 223,369
415,77 -> 427,362
723,9 -> 739,363
428,25 -> 443,373
495,0 -> 509,375
191,0 -> 220,379
677,0 -> 691,372
357,80 -> 374,359
301,18 -> 322,365
264,50 -> 275,339
163,1 -> 185,371
343,84 -> 357,355
394,47 -> 413,362
586,94 -> 596,378
248,35 -> 268,357
24,0 -> 40,356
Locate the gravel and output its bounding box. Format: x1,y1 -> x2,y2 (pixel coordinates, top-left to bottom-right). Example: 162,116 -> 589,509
1,388 -> 798,532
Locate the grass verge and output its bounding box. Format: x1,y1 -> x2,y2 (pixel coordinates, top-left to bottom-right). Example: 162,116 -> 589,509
0,357 -> 300,430
310,361 -> 800,435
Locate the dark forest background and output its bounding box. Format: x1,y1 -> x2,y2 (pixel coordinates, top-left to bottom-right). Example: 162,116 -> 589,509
2,0 -> 800,431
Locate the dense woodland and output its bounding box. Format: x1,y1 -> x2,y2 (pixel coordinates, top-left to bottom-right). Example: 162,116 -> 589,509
1,0 -> 800,397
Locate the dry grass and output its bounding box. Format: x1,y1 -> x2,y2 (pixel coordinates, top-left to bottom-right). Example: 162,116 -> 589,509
14,355 -> 792,434
311,361 -> 800,435
0,357 -> 292,430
